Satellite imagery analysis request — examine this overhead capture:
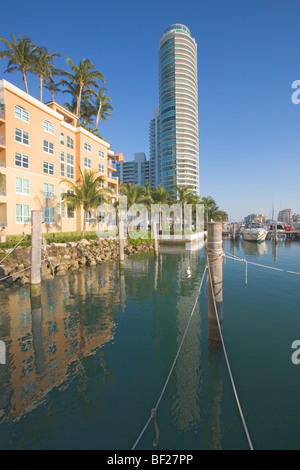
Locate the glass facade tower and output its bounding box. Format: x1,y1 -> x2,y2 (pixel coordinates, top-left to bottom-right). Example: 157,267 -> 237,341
159,24 -> 199,195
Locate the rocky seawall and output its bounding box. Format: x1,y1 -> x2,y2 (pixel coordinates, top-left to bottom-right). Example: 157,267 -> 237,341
0,238 -> 155,289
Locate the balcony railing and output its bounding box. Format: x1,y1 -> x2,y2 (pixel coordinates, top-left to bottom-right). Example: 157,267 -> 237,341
0,222 -> 6,228
0,135 -> 5,146
0,190 -> 6,196
0,162 -> 5,168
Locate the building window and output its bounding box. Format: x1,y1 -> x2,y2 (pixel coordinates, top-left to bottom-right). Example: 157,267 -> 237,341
43,140 -> 54,155
99,149 -> 105,158
99,180 -> 104,188
15,153 -> 29,169
43,162 -> 54,175
15,128 -> 29,145
16,204 -> 30,224
67,136 -> 74,149
15,177 -> 29,195
98,163 -> 104,174
43,183 -> 54,199
67,154 -> 74,178
60,151 -> 65,177
14,105 -> 29,122
60,189 -> 65,218
44,206 -> 55,224
85,210 -> 92,224
43,120 -> 54,134
84,141 -> 91,152
60,133 -> 64,145
84,157 -> 91,169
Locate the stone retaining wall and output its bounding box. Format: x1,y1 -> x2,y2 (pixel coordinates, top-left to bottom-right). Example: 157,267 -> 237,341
0,238 -> 155,289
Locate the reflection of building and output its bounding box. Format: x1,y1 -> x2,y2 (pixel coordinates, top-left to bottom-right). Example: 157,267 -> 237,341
0,263 -> 121,422
0,79 -> 118,235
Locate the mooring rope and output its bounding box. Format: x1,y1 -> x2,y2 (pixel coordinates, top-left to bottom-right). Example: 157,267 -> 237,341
207,255 -> 254,450
131,264 -> 208,450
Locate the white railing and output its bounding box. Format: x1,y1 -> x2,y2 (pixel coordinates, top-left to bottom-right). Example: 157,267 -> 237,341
0,135 -> 5,146
0,162 -> 5,168
0,191 -> 6,196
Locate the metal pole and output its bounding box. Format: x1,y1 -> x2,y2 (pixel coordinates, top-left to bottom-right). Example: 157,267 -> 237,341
207,222 -> 223,342
30,210 -> 43,297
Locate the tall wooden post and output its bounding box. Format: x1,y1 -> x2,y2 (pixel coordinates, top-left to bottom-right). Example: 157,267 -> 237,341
207,222 -> 223,342
119,212 -> 125,265
30,211 -> 43,297
153,219 -> 159,257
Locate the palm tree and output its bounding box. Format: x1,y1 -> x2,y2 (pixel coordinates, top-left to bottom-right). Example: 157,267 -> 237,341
64,57 -> 104,120
176,185 -> 195,206
0,33 -> 36,93
119,182 -> 152,208
151,184 -> 173,230
61,168 -> 112,237
94,87 -> 113,130
32,47 -> 61,102
44,77 -> 61,101
201,195 -> 228,227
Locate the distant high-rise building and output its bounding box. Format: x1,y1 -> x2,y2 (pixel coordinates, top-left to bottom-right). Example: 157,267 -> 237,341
278,209 -> 292,224
115,152 -> 151,187
149,106 -> 160,188
158,24 -> 199,195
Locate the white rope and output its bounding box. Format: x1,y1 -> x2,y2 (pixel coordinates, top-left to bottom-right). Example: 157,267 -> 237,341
207,256 -> 254,450
207,247 -> 300,276
131,265 -> 208,450
0,234 -> 28,264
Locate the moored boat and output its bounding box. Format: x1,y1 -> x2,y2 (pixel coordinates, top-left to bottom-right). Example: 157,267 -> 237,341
242,223 -> 268,242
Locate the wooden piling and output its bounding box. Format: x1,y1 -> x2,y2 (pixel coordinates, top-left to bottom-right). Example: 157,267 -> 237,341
207,222 -> 223,342
153,219 -> 159,257
30,211 -> 43,297
119,213 -> 125,265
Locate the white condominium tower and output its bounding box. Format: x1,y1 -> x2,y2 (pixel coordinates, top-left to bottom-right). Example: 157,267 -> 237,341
158,24 -> 199,195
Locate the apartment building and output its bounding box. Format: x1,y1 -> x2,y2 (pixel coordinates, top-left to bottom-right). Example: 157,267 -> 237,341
0,80 -> 118,235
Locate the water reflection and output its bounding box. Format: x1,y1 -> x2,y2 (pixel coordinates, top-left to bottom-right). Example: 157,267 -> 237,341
0,263 -> 122,425
0,248 -> 208,448
241,240 -> 268,256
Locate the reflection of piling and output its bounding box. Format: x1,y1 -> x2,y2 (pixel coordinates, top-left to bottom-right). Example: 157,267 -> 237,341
206,341 -> 223,449
30,211 -> 43,297
207,222 -> 223,342
119,269 -> 126,312
31,294 -> 46,376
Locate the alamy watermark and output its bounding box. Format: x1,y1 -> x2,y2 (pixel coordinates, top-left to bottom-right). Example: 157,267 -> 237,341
95,196 -> 204,240
0,340 -> 5,365
291,80 -> 300,105
291,340 -> 300,365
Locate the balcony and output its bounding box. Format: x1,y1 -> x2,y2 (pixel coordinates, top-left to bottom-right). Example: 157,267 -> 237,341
0,190 -> 6,197
0,104 -> 4,122
0,135 -> 5,148
0,162 -> 5,168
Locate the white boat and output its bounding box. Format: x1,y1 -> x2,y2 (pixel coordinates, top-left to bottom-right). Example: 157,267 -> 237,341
242,223 -> 268,242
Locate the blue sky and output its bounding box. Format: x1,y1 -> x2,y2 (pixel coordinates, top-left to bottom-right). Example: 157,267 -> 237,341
1,0 -> 300,221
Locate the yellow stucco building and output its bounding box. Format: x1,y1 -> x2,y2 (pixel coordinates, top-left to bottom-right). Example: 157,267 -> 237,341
0,79 -> 118,235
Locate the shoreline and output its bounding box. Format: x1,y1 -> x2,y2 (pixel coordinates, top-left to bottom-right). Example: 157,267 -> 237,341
0,238 -> 155,289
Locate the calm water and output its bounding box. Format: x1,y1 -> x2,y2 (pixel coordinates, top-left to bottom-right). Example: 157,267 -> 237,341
0,238 -> 300,450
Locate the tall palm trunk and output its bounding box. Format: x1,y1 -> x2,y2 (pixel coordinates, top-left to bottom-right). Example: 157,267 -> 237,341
39,75 -> 43,102
76,84 -> 83,119
22,69 -> 28,93
82,210 -> 87,237
95,102 -> 101,130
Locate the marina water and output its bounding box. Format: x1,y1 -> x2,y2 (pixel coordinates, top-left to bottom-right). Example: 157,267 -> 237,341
0,238 -> 299,450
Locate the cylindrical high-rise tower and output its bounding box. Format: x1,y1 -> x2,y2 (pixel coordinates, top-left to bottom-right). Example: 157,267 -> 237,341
159,24 -> 199,195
